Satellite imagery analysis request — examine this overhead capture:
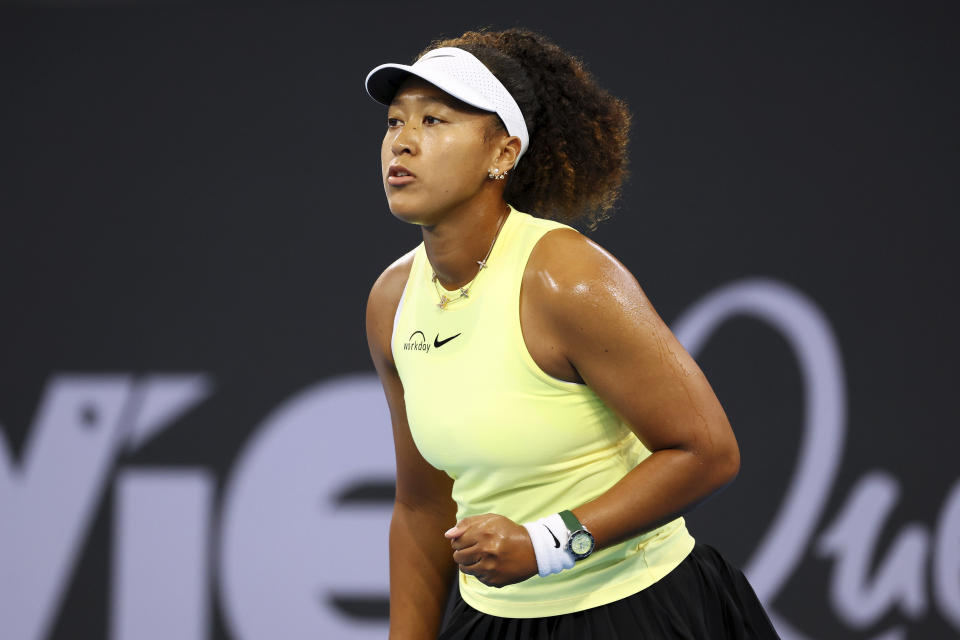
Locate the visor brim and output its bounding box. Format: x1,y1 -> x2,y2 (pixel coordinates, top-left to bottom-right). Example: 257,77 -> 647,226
365,63 -> 497,113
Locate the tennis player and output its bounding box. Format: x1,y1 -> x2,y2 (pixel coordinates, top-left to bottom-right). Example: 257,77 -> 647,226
365,28 -> 779,639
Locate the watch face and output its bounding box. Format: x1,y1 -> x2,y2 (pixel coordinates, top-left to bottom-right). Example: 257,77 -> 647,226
570,531 -> 594,557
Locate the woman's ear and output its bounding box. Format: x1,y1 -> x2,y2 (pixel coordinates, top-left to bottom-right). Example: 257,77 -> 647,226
494,136 -> 522,175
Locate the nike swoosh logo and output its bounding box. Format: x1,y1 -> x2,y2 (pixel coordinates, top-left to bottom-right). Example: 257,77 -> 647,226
543,524 -> 560,548
433,333 -> 461,348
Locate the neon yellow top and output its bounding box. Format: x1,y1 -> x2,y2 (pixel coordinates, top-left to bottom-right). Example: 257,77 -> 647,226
391,207 -> 695,618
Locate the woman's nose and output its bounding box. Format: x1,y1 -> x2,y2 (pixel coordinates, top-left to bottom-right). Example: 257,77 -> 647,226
391,124 -> 418,156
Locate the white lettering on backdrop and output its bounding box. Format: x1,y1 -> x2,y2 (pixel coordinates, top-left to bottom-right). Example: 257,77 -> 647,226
219,374 -> 394,640
0,279 -> 957,639
0,375 -> 212,640
674,278 -> 960,639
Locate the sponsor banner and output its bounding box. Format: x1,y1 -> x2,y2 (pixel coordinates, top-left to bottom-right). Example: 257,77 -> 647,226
2,281 -> 958,638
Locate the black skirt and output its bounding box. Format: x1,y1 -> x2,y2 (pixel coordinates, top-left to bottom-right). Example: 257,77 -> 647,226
438,544 -> 780,639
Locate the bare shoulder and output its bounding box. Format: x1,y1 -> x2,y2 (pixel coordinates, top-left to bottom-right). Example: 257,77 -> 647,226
368,247 -> 416,314
366,248 -> 417,366
524,227 -> 654,329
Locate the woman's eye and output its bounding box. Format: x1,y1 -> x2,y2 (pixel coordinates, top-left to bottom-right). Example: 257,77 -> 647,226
423,115 -> 442,125
387,117 -> 402,128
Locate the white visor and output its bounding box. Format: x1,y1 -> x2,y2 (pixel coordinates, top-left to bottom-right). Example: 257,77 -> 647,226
365,47 -> 530,163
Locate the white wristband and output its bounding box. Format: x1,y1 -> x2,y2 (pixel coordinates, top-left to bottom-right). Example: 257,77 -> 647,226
522,513 -> 576,577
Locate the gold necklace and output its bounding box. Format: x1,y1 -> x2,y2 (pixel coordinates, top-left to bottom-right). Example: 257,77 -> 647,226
432,211 -> 509,310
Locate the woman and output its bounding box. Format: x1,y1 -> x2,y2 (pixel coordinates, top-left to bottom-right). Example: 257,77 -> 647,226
364,29 -> 779,639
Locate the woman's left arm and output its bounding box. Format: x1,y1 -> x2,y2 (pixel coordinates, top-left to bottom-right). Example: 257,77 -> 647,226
532,228 -> 740,549
446,229 -> 739,585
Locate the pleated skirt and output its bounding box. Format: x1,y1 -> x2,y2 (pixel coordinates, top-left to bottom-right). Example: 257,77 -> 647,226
437,544 -> 780,639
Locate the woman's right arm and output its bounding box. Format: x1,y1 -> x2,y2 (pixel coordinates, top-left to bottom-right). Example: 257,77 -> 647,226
366,253 -> 459,640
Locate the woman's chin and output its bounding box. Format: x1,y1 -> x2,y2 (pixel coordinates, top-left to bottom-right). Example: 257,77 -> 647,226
386,199 -> 431,226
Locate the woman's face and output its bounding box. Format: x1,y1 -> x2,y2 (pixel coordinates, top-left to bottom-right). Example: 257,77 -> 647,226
381,77 -> 503,225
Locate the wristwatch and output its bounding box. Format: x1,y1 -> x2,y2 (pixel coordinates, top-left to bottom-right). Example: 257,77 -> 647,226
559,510 -> 595,560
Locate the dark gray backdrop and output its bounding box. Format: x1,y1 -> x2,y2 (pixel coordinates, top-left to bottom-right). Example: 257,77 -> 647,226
1,2 -> 958,639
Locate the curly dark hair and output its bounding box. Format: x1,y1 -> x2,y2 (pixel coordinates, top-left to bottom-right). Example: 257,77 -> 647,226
419,28 -> 631,228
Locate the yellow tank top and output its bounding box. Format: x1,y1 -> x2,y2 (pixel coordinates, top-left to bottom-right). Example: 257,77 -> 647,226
391,207 -> 695,618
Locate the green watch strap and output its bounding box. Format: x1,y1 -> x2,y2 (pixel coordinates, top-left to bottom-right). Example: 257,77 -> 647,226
559,509 -> 582,533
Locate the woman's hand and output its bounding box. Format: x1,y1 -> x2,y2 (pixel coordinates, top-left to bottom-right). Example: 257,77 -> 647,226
444,514 -> 538,588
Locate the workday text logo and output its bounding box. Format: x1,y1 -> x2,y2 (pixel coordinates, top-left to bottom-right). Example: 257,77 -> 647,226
403,330 -> 430,353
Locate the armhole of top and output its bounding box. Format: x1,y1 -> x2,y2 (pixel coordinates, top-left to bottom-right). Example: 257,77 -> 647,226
389,249 -> 419,363
514,227 -> 589,392
391,285 -> 407,351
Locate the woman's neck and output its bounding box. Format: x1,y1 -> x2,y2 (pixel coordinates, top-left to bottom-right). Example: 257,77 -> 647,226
421,197 -> 510,290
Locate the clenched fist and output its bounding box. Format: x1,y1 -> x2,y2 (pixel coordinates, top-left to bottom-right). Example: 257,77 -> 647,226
444,513 -> 538,588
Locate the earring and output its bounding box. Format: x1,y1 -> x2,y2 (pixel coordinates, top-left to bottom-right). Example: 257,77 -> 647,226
487,168 -> 508,181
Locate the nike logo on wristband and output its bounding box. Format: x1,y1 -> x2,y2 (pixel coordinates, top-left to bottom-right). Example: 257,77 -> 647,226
543,524 -> 561,548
